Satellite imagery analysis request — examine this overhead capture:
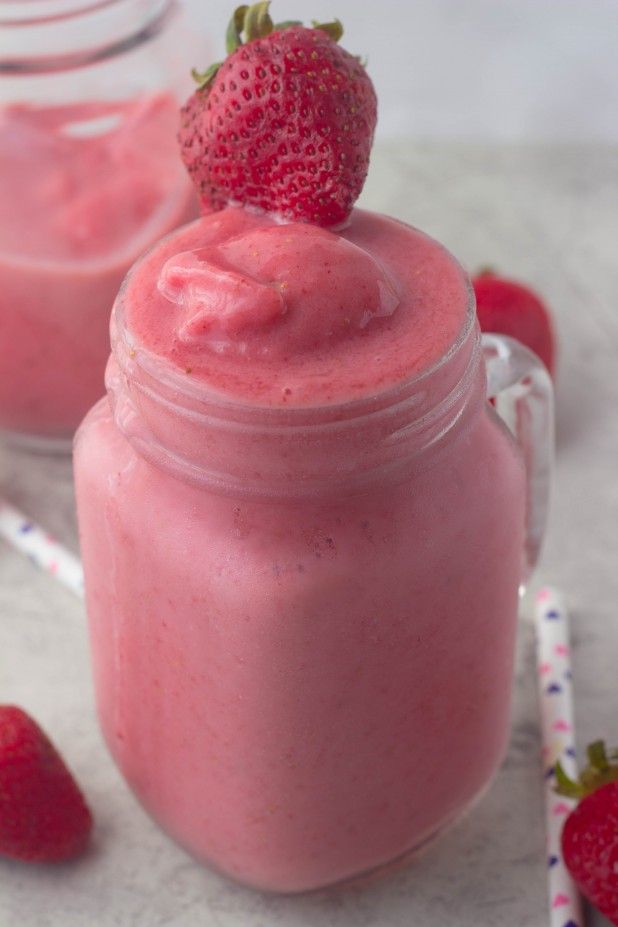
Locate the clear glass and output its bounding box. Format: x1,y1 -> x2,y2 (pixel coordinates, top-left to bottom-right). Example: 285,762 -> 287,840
483,333 -> 554,578
0,0 -> 198,450
74,274 -> 553,892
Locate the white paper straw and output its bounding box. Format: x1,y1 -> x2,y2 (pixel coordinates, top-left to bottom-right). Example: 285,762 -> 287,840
0,498 -> 84,599
534,586 -> 584,927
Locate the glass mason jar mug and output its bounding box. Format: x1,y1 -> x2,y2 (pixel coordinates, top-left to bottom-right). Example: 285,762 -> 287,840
74,239 -> 553,892
0,0 -> 197,449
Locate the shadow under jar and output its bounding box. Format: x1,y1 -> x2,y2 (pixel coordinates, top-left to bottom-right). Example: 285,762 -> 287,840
0,0 -> 198,450
74,210 -> 553,892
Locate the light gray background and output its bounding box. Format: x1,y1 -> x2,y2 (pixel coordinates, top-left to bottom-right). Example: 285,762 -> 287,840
184,0 -> 618,142
2,139 -> 617,925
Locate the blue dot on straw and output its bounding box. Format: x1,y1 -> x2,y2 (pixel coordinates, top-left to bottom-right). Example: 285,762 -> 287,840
546,683 -> 563,694
544,766 -> 555,780
19,522 -> 34,533
546,609 -> 560,620
548,854 -> 559,867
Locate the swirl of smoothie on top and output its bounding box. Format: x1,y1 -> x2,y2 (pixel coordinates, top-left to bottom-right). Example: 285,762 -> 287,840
125,206 -> 468,405
157,222 -> 400,356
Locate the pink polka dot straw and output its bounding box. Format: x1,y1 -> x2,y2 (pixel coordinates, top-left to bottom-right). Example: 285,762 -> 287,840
0,498 -> 83,598
534,586 -> 584,927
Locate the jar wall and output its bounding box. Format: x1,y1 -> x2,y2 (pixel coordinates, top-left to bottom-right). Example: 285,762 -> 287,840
0,0 -> 198,446
74,393 -> 525,892
0,0 -> 200,105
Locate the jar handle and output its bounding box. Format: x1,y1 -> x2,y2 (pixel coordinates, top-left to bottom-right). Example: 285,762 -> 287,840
482,333 -> 555,581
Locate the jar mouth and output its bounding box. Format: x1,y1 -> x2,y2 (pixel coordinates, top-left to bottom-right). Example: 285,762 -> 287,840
109,242 -> 483,496
113,261 -> 479,428
0,0 -> 176,75
0,0 -> 124,28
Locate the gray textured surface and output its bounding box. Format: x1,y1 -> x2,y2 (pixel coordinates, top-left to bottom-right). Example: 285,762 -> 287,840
1,142 -> 616,925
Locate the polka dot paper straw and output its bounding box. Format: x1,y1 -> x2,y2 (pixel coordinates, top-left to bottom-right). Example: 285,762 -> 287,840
534,586 -> 584,927
0,498 -> 84,599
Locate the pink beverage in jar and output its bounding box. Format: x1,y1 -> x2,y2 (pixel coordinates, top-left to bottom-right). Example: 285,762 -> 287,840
0,0 -> 198,448
74,206 -> 552,891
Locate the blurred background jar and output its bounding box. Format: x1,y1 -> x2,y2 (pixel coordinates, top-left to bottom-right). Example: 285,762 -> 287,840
0,0 -> 199,451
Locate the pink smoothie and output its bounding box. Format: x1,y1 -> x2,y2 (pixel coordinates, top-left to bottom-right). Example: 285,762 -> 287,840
0,94 -> 196,442
74,207 -> 526,891
123,207 -> 466,405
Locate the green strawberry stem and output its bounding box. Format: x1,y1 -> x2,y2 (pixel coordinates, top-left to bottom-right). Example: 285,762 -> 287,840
192,2 -> 345,90
191,62 -> 221,89
587,739 -> 609,771
555,761 -> 586,800
243,1 -> 273,42
226,4 -> 248,53
555,739 -> 618,800
311,17 -> 343,41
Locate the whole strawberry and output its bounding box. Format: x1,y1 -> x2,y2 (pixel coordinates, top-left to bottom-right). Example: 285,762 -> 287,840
0,705 -> 92,862
179,2 -> 377,226
556,740 -> 618,924
473,271 -> 557,377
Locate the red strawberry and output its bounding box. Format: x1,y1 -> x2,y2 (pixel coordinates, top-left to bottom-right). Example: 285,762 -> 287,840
473,271 -> 557,377
0,705 -> 92,862
179,2 -> 377,226
556,740 -> 618,923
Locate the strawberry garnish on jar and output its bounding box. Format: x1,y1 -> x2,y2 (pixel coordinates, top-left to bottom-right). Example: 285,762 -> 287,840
178,2 -> 377,226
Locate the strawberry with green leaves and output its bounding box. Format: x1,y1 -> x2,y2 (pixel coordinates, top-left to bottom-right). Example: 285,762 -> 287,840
556,740 -> 618,924
179,2 -> 377,226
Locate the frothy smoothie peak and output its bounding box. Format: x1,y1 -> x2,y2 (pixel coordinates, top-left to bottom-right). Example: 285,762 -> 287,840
157,219 -> 400,358
123,207 -> 469,406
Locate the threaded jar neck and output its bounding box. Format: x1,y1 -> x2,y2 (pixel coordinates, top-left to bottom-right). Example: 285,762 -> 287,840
107,284 -> 487,499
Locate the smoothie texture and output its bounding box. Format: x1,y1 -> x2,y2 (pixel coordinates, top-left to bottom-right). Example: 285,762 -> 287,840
75,206 -> 527,890
124,207 -> 467,405
0,94 -> 196,441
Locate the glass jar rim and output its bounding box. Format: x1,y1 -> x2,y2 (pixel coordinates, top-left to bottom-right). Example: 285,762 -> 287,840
112,226 -> 479,429
0,0 -> 131,28
107,218 -> 484,497
0,0 -> 177,75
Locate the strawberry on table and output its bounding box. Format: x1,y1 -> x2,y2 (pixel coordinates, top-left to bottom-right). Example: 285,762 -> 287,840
555,740 -> 618,924
179,2 -> 377,226
473,270 -> 557,377
0,705 -> 92,863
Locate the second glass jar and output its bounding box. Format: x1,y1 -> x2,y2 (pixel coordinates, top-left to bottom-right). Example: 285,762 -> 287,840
0,0 -> 198,448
